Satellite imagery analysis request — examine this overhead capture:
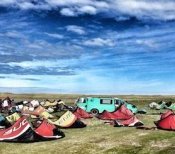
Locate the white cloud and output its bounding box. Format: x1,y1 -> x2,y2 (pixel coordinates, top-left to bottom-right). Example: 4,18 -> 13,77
0,74 -> 82,90
0,78 -> 32,87
0,69 -> 174,94
112,0 -> 175,21
17,2 -> 35,10
4,59 -> 77,69
23,39 -> 52,50
1,0 -> 175,20
83,38 -> 116,47
45,32 -> 64,39
66,25 -> 86,35
5,31 -> 25,39
0,0 -> 15,6
26,43 -> 43,49
79,5 -> 97,15
6,60 -> 62,69
60,8 -> 76,16
136,39 -> 157,48
47,0 -> 108,16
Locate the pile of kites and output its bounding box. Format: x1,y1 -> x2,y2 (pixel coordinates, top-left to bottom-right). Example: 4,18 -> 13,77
149,101 -> 175,110
0,97 -> 175,142
0,97 -> 89,142
97,105 -> 143,127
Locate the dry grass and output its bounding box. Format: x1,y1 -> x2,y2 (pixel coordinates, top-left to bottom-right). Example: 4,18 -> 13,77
1,94 -> 175,154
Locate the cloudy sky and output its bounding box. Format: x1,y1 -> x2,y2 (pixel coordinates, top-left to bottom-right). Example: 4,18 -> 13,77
0,0 -> 175,94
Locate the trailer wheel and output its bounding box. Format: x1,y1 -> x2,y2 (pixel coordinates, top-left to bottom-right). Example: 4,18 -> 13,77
91,108 -> 99,115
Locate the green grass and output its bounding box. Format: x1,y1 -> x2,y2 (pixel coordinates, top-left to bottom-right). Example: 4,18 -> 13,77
1,94 -> 175,154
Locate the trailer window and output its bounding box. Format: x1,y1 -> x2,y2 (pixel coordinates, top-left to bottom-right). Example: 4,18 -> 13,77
100,99 -> 112,104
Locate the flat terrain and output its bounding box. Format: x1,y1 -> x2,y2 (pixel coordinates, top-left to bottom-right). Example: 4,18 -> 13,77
1,94 -> 175,154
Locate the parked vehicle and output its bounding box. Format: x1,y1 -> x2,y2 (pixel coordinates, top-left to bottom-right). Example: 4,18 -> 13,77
75,97 -> 138,115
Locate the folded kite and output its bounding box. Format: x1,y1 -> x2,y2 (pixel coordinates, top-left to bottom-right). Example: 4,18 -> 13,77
155,110 -> 175,130
73,107 -> 93,119
0,116 -> 64,142
98,105 -> 134,120
48,111 -> 86,128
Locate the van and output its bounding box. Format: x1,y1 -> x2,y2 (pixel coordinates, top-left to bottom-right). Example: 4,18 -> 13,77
75,97 -> 138,115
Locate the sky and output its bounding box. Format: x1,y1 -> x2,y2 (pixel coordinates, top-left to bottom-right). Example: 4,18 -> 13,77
0,0 -> 175,94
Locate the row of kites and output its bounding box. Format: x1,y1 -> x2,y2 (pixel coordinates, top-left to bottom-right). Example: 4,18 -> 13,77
0,98 -> 175,142
149,101 -> 175,110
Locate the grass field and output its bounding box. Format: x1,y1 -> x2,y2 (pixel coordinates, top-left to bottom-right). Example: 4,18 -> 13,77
1,94 -> 175,154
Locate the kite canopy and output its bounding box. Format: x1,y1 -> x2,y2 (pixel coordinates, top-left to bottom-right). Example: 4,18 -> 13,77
41,100 -> 58,107
21,106 -> 54,119
98,105 -> 143,127
73,108 -> 93,119
48,111 -> 86,128
0,116 -> 35,142
6,112 -> 21,124
164,102 -> 175,110
97,111 -> 117,120
113,116 -> 144,127
148,101 -> 175,110
0,116 -> 64,142
160,110 -> 173,120
21,106 -> 45,116
0,114 -> 5,123
98,105 -> 134,120
149,102 -> 165,110
40,111 -> 54,119
155,110 -> 175,130
34,120 -> 65,139
0,114 -> 6,129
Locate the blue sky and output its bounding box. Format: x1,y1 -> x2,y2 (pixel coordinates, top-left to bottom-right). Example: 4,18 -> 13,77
0,0 -> 175,94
